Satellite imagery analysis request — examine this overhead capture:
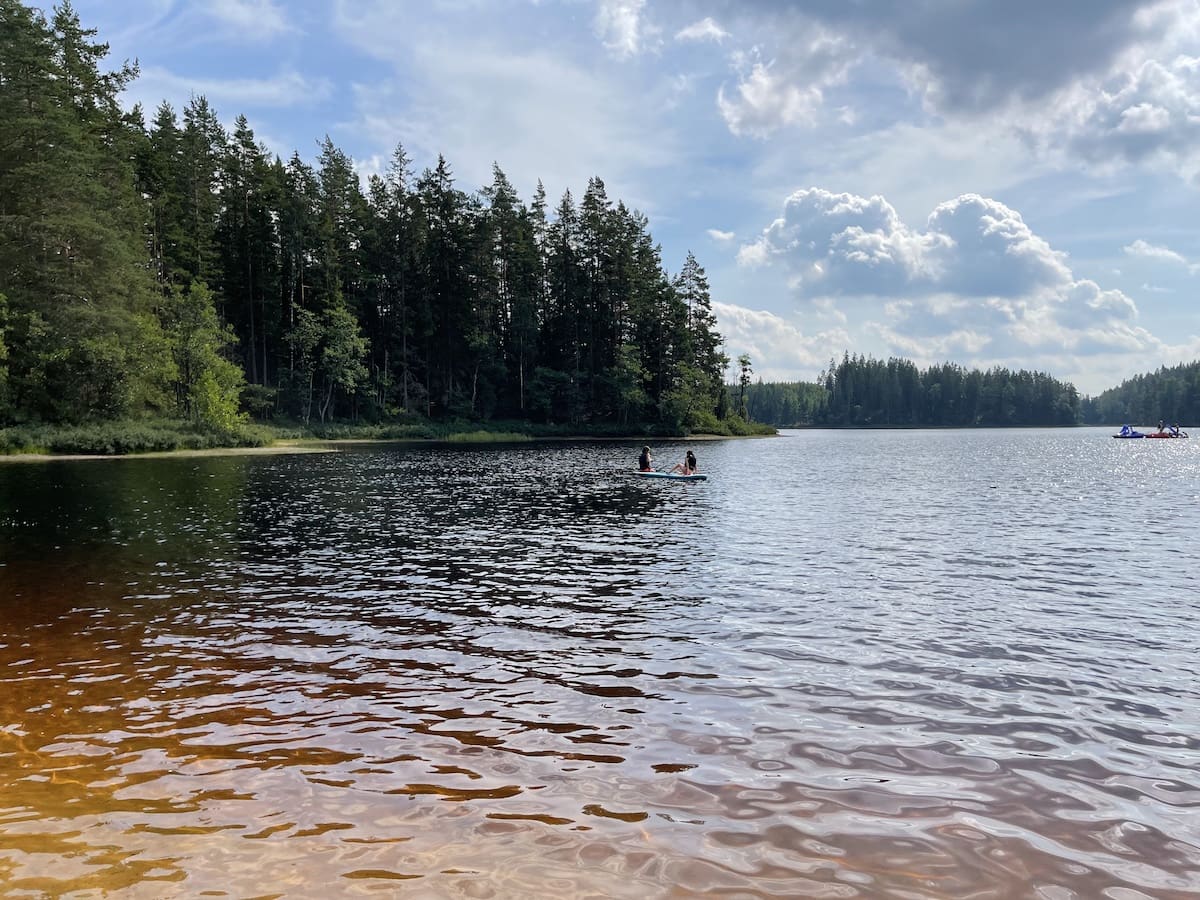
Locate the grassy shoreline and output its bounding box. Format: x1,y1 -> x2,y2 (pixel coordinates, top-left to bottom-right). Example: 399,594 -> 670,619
0,417 -> 775,462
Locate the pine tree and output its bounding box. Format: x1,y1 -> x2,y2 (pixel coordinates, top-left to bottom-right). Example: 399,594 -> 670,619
216,115 -> 278,385
178,96 -> 225,284
139,102 -> 185,289
579,177 -> 616,405
278,152 -> 320,408
479,164 -> 539,415
315,137 -> 367,312
415,155 -> 471,414
382,144 -> 422,412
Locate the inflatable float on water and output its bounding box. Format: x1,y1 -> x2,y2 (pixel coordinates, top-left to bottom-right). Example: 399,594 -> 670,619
633,470 -> 708,482
1113,425 -> 1188,439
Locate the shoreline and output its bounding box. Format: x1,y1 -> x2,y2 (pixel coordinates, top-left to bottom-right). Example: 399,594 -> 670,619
0,431 -> 773,463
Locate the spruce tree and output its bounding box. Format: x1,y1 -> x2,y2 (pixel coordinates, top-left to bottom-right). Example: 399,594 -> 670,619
673,251 -> 728,419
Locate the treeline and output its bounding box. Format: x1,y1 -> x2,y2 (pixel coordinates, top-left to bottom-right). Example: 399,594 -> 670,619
741,355 -> 1081,426
0,1 -> 733,434
1081,361 -> 1200,425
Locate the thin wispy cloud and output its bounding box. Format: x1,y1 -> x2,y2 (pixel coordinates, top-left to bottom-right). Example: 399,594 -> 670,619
1123,238 -> 1198,272
676,17 -> 728,44
338,26 -> 683,209
133,66 -> 332,110
206,0 -> 292,38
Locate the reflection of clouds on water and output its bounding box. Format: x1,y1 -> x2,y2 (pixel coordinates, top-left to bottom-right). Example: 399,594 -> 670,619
0,433 -> 1198,896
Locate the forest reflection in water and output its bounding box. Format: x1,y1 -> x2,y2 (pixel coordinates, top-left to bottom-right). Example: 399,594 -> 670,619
1,431 -> 1198,898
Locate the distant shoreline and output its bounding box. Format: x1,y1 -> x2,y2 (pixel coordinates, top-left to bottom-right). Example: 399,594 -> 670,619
774,423 -> 1145,430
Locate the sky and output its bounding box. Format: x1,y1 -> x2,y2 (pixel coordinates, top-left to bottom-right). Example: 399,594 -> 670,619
36,0 -> 1200,394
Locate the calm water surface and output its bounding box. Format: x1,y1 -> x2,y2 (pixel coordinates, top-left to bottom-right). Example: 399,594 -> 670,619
1,429 -> 1198,898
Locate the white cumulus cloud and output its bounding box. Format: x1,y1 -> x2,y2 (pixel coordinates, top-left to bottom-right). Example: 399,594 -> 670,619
1032,53 -> 1200,178
739,187 -> 1164,366
717,35 -> 856,137
713,301 -> 849,380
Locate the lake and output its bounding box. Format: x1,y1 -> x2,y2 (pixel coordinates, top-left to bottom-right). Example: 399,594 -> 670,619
1,429 -> 1198,898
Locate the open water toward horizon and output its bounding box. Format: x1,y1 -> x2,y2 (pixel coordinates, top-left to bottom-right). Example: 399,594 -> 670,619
0,428 -> 1198,898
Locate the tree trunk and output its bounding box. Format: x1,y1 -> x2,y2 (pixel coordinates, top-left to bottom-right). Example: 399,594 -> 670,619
303,370 -> 313,424
320,380 -> 334,422
247,229 -> 257,383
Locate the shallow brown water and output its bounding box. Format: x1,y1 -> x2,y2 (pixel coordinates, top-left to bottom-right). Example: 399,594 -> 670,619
1,430 -> 1198,898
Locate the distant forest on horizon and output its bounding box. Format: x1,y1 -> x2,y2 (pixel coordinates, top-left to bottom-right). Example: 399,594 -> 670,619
737,356 -> 1200,428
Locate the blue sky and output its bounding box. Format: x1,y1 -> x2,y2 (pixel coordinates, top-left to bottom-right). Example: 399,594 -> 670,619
42,0 -> 1200,393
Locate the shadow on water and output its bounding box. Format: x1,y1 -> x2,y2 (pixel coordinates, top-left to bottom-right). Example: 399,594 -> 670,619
1,431 -> 1198,897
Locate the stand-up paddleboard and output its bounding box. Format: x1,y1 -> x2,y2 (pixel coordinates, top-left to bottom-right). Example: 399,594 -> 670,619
633,470 -> 707,482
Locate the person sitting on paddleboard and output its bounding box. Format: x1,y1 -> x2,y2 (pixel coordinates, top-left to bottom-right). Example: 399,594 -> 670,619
1158,419 -> 1166,433
669,450 -> 697,475
638,446 -> 653,471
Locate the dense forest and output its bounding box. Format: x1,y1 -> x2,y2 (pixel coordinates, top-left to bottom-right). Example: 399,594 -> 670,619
1080,362 -> 1200,425
739,355 -> 1083,427
0,1 -> 735,436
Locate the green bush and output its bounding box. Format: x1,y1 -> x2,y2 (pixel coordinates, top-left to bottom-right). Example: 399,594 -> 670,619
271,420 -> 440,441
722,416 -> 775,436
688,410 -> 732,436
0,419 -> 269,455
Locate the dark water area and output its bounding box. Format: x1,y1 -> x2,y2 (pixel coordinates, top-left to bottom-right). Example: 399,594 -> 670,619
1,429 -> 1198,898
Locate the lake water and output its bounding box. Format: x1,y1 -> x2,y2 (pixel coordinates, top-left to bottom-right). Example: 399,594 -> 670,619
1,429 -> 1198,899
